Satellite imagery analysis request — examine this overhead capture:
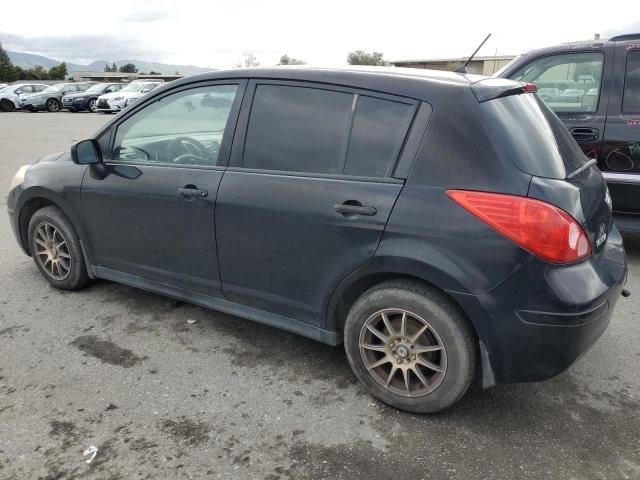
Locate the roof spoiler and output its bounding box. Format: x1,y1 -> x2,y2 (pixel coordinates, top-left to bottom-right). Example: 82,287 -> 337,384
471,78 -> 537,102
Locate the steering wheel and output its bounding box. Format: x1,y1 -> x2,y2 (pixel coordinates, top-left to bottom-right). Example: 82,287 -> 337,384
166,136 -> 209,164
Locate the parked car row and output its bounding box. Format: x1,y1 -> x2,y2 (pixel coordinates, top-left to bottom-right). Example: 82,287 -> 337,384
0,79 -> 165,113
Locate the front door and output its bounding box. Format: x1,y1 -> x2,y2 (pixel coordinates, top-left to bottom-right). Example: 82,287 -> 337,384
216,81 -> 418,325
509,49 -> 614,164
81,82 -> 243,296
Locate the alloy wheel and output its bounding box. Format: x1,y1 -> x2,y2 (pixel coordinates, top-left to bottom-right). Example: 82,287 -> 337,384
46,99 -> 60,112
33,222 -> 71,281
359,308 -> 447,397
88,99 -> 97,112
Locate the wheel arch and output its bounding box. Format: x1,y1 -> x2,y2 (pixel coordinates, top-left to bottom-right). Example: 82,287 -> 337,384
326,256 -> 495,387
17,188 -> 89,258
327,256 -> 476,334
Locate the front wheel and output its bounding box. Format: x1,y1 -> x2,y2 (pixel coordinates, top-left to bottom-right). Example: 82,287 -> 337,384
45,98 -> 61,112
28,206 -> 90,290
0,99 -> 15,112
88,98 -> 97,112
344,280 -> 477,413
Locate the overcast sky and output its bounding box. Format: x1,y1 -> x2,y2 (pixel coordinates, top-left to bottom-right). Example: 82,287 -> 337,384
0,0 -> 638,68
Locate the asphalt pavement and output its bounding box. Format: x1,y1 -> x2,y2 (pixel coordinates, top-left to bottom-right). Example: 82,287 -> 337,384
0,112 -> 639,479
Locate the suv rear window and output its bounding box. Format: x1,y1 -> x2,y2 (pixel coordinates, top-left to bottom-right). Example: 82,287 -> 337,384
623,50 -> 640,113
480,93 -> 587,179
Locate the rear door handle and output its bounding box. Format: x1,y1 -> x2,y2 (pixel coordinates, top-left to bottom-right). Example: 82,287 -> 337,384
178,187 -> 208,199
570,127 -> 599,142
334,202 -> 377,216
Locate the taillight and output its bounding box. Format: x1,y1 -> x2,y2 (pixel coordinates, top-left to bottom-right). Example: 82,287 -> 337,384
521,82 -> 537,93
446,190 -> 591,263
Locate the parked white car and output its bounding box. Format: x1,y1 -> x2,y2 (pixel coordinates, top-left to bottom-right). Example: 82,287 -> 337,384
96,80 -> 164,113
0,83 -> 50,111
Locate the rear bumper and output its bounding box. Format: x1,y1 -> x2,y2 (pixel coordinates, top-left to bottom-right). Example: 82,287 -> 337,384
452,226 -> 628,384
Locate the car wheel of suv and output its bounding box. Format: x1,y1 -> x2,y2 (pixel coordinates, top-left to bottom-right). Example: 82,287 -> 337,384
344,280 -> 477,413
46,99 -> 61,112
0,99 -> 15,112
88,99 -> 97,113
28,206 -> 90,290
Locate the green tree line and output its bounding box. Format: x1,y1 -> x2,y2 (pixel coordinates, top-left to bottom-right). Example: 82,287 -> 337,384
0,43 -> 68,81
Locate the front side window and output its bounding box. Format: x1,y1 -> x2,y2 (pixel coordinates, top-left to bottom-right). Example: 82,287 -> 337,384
511,52 -> 604,113
112,84 -> 238,167
243,84 -> 413,177
623,50 -> 640,113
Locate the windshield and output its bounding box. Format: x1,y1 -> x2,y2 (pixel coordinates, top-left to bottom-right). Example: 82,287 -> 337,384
85,83 -> 109,93
121,83 -> 148,93
43,84 -> 67,93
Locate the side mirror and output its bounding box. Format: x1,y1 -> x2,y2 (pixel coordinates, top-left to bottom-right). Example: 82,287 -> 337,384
71,139 -> 102,165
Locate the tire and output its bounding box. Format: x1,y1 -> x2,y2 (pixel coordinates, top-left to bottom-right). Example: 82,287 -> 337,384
88,98 -> 97,113
28,206 -> 90,290
45,98 -> 61,112
0,99 -> 15,112
344,280 -> 477,413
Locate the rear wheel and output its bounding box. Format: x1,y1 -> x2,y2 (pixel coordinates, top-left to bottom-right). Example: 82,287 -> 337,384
344,280 -> 477,413
28,206 -> 89,290
45,98 -> 61,112
88,99 -> 97,112
0,99 -> 15,112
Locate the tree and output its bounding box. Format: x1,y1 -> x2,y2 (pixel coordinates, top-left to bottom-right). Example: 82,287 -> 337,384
104,62 -> 118,72
48,62 -> 67,80
149,70 -> 161,75
119,63 -> 138,73
279,54 -> 306,65
236,53 -> 260,69
33,65 -> 49,80
0,42 -> 17,83
347,50 -> 386,66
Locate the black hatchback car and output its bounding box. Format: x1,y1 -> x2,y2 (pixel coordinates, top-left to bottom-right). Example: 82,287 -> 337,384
7,68 -> 628,413
496,34 -> 640,232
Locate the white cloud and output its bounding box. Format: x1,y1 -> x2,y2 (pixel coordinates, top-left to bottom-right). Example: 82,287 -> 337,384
0,0 -> 636,69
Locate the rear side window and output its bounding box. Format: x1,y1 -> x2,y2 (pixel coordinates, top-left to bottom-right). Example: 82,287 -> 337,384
243,84 -> 413,177
623,50 -> 640,113
480,93 -> 587,179
244,85 -> 352,174
510,52 -> 604,113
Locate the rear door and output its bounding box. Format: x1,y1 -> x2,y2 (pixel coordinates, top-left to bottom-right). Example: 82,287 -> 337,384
215,81 -> 419,326
600,46 -> 640,215
508,48 -> 614,161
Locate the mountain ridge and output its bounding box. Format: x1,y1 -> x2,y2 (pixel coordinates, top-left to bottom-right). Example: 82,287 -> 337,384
7,50 -> 214,76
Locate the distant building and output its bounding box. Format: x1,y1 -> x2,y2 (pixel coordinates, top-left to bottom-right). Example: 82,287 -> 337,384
70,71 -> 184,83
390,55 -> 516,76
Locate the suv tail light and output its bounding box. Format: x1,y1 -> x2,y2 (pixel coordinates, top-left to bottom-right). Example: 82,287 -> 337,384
446,190 -> 591,263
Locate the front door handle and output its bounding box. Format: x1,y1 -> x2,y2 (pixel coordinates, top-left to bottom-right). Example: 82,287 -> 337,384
178,187 -> 208,199
334,202 -> 377,216
570,127 -> 599,142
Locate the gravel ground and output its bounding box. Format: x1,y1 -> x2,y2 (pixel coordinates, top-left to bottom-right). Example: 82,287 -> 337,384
0,111 -> 639,480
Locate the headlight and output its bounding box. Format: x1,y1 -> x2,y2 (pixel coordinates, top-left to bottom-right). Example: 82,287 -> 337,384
10,165 -> 30,190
